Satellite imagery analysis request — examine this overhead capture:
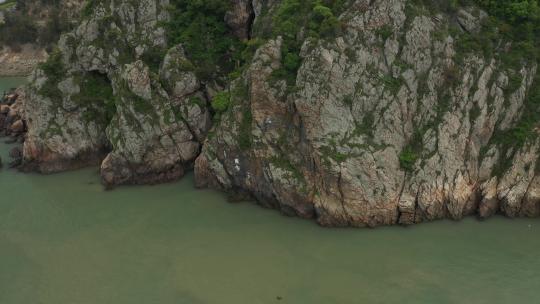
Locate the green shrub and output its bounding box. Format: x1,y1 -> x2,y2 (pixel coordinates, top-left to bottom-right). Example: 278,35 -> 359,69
81,0 -> 102,18
211,91 -> 231,113
0,11 -> 38,46
165,0 -> 242,82
141,47 -> 166,74
376,25 -> 393,40
399,147 -> 418,172
270,0 -> 345,86
38,49 -> 65,100
73,72 -> 116,123
379,74 -> 403,95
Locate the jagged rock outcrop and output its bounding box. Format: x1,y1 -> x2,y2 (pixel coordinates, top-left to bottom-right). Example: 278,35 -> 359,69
18,0 -> 540,227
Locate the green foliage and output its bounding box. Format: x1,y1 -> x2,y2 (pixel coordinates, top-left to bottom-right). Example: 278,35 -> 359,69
379,74 -> 403,95
82,0 -> 103,18
0,11 -> 38,47
450,0 -> 540,63
273,0 -> 343,40
472,0 -> 539,24
211,91 -> 231,113
165,0 -> 242,82
73,72 -> 116,123
487,72 -> 540,176
398,126 -> 426,172
310,3 -> 341,38
0,0 -> 16,10
343,94 -> 354,107
229,38 -> 265,80
270,0 -> 345,86
141,46 -> 166,74
399,147 -> 419,172
132,94 -> 154,114
320,144 -> 349,164
376,25 -> 393,40
38,50 -> 65,100
271,43 -> 302,86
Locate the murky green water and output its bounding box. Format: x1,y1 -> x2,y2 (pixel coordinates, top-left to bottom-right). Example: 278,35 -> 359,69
0,76 -> 26,94
1,78 -> 539,303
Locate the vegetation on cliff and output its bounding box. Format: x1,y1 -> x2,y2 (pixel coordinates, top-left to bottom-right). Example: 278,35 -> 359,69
165,0 -> 242,82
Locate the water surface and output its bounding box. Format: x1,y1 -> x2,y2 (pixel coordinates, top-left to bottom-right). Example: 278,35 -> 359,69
1,77 -> 539,304
0,76 -> 26,93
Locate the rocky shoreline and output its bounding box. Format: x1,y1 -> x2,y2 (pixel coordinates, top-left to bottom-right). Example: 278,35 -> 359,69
0,87 -> 26,168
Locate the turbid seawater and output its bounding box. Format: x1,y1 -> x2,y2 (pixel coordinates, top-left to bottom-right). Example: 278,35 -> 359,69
1,78 -> 539,304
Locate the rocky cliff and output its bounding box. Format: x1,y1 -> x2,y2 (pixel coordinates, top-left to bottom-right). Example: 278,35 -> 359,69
19,0 -> 540,227
23,0 -> 212,186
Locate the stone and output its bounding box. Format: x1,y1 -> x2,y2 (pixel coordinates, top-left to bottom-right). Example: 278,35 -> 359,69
225,0 -> 253,40
0,105 -> 9,114
10,120 -> 24,133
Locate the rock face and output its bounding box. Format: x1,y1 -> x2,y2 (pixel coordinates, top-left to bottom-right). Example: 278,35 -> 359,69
23,0 -> 210,183
195,0 -> 540,226
19,0 -> 540,227
225,0 -> 254,40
